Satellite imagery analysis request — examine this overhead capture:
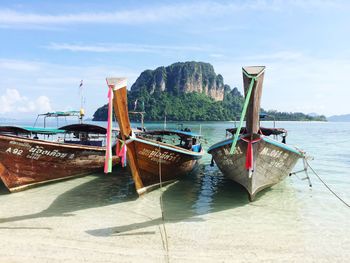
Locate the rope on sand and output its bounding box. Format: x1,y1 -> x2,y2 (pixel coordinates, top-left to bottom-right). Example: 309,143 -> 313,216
305,159 -> 350,208
158,143 -> 170,263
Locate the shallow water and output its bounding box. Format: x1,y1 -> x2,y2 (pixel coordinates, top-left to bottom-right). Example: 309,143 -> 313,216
0,121 -> 349,262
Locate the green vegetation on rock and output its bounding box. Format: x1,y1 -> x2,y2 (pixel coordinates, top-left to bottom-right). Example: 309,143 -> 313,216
261,110 -> 327,121
93,86 -> 243,121
92,61 -> 327,122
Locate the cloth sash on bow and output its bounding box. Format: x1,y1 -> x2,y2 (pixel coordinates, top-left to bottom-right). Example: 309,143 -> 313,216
116,139 -> 127,167
241,137 -> 262,170
230,68 -> 265,155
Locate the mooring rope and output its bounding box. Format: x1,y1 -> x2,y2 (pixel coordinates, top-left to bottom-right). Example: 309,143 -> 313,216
306,159 -> 350,208
158,143 -> 170,262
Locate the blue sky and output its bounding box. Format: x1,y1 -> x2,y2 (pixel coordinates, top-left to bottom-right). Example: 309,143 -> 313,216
0,0 -> 350,119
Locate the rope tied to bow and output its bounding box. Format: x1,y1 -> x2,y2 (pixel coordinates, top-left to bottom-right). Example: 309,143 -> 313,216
229,69 -> 264,154
116,139 -> 128,167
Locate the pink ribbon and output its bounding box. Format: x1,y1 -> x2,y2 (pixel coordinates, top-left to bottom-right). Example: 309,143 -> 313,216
116,139 -> 127,168
104,86 -> 113,173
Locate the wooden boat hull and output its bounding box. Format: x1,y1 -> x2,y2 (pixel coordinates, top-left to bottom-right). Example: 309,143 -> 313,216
127,137 -> 202,194
208,136 -> 302,200
0,134 -> 119,192
107,77 -> 203,195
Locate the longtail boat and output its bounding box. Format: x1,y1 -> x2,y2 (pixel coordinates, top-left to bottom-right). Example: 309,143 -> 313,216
0,111 -> 119,192
208,66 -> 304,201
106,77 -> 204,195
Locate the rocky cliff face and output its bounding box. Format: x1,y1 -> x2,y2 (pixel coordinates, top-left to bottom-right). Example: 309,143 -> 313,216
130,61 -> 226,101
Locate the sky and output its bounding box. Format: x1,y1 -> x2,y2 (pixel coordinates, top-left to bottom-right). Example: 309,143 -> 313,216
0,0 -> 350,119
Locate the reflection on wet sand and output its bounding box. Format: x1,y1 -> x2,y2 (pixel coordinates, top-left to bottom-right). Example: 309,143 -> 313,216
0,168 -> 138,224
0,162 -> 272,235
86,164 -> 271,237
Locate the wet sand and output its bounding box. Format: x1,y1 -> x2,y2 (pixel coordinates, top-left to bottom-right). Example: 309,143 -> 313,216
0,166 -> 349,262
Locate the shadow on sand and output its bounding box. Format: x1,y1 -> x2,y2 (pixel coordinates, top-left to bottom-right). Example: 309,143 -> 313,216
0,167 -> 138,224
86,164 -> 271,237
0,164 -> 272,234
0,180 -> 10,195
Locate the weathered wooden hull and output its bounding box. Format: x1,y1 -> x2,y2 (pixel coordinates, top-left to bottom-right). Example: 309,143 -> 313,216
0,134 -> 119,192
127,137 -> 203,194
208,136 -> 301,200
108,77 -> 204,195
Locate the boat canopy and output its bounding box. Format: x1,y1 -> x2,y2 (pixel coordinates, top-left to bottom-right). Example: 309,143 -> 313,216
141,129 -> 202,138
33,110 -> 83,128
37,111 -> 81,118
59,124 -> 107,134
0,124 -> 107,135
0,126 -> 65,135
259,113 -> 269,119
226,127 -> 287,136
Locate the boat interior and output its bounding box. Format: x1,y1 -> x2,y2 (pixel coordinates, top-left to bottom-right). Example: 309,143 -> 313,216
139,129 -> 203,152
60,124 -> 107,146
0,124 -> 111,147
226,127 -> 287,144
0,111 -> 117,147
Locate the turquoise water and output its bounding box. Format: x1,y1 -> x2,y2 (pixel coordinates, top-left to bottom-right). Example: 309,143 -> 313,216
148,121 -> 350,214
0,121 -> 349,262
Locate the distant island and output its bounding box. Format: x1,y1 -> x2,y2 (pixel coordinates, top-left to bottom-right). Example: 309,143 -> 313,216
93,61 -> 327,122
328,114 -> 350,122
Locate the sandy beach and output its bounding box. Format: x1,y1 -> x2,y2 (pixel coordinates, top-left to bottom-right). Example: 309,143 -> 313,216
1,163 -> 349,263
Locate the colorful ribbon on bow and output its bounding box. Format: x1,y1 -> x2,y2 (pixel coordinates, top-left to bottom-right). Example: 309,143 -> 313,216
241,137 -> 262,170
104,85 -> 114,173
116,139 -> 127,167
230,68 -> 265,155
230,75 -> 256,154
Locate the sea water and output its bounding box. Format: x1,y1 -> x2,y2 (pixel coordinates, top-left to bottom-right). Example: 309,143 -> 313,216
0,121 -> 349,262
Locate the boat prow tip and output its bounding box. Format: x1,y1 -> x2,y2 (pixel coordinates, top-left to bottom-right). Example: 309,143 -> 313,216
106,77 -> 128,90
136,187 -> 147,195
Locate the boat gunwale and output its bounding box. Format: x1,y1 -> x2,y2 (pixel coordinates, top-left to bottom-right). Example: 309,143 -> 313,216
0,134 -> 108,151
140,129 -> 202,138
133,136 -> 204,158
207,135 -> 302,156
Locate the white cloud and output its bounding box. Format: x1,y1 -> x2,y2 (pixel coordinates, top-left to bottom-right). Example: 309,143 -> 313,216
0,89 -> 52,114
0,59 -> 139,119
0,6 -> 193,26
242,51 -> 304,61
0,59 -> 41,71
0,1 -> 348,27
213,52 -> 350,116
1,53 -> 350,119
46,42 -> 209,53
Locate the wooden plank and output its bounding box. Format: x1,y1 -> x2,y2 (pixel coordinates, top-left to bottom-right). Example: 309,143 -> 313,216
242,66 -> 265,135
0,134 -> 118,191
107,77 -> 203,195
107,78 -> 145,192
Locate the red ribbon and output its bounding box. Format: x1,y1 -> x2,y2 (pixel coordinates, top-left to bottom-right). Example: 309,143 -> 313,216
241,137 -> 262,170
